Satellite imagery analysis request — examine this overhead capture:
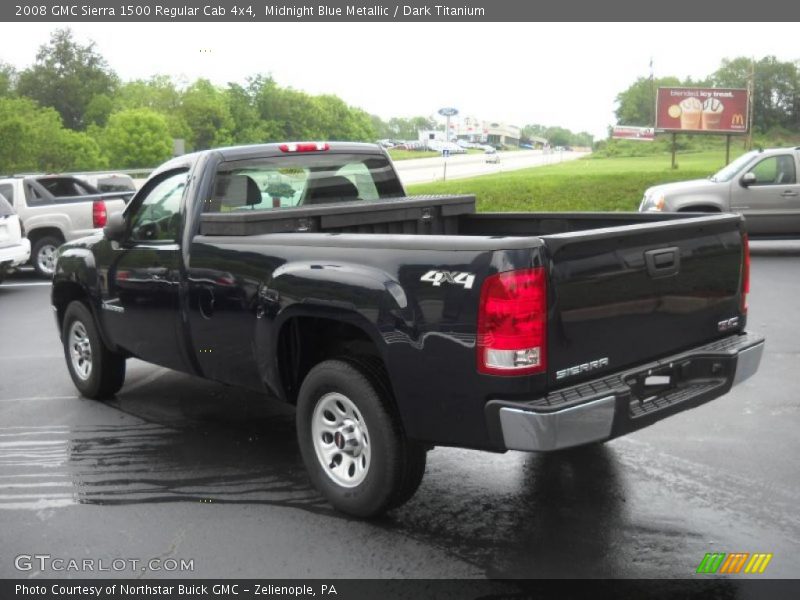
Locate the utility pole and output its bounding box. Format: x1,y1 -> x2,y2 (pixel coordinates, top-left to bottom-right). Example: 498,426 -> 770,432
650,57 -> 656,128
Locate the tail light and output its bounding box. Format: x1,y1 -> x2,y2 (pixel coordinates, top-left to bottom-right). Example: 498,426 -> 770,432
741,233 -> 750,314
279,142 -> 330,153
92,199 -> 107,228
477,267 -> 547,376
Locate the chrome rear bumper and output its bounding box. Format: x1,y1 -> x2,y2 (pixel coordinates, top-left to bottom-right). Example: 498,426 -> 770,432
490,333 -> 764,452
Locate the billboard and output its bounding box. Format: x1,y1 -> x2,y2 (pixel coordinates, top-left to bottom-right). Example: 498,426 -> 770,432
656,87 -> 749,133
612,126 -> 655,141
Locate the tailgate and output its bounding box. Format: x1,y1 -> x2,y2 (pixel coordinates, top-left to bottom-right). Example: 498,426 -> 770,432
542,214 -> 746,388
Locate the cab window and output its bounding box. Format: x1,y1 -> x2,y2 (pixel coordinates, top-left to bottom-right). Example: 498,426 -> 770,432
204,153 -> 403,213
128,171 -> 187,242
750,155 -> 796,185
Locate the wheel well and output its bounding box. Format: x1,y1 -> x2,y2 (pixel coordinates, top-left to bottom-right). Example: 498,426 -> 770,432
678,205 -> 720,212
52,282 -> 88,333
277,316 -> 385,404
27,227 -> 65,245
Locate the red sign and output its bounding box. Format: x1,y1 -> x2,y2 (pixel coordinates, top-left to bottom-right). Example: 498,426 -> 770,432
612,126 -> 655,141
656,87 -> 749,133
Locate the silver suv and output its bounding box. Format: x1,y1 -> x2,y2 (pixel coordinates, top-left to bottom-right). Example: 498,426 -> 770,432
639,147 -> 800,235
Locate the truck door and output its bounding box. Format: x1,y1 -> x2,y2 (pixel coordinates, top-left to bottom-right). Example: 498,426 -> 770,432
102,169 -> 188,370
731,153 -> 800,235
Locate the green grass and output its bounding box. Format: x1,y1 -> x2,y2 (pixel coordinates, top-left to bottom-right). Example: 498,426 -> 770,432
407,150 -> 745,212
388,149 -> 440,160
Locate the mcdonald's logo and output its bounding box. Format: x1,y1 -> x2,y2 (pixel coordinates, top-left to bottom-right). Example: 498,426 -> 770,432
696,552 -> 773,574
731,113 -> 745,127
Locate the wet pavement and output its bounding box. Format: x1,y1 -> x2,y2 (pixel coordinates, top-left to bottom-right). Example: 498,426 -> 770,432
1,242 -> 799,579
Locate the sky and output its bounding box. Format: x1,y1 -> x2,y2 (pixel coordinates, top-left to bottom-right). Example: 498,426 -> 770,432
1,22 -> 798,139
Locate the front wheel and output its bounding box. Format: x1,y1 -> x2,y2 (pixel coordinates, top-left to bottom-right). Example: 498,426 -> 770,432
296,359 -> 426,517
62,301 -> 126,399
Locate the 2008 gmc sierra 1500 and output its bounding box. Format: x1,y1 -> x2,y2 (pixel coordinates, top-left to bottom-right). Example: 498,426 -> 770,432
52,142 -> 764,517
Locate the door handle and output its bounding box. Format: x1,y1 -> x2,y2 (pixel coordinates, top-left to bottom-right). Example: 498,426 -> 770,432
644,247 -> 680,278
780,190 -> 798,197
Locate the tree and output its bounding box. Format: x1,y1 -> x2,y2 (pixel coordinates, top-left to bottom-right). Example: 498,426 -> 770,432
371,115 -> 435,140
84,93 -> 114,127
17,28 -> 118,130
0,62 -> 15,97
712,56 -> 799,132
100,109 -> 172,168
0,96 -> 107,173
179,79 -> 234,150
57,130 -> 108,171
615,76 -> 681,126
313,95 -> 376,141
114,75 -> 190,139
224,81 -> 283,143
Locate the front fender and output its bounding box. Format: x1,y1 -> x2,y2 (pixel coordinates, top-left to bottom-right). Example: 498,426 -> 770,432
52,246 -> 109,345
667,194 -> 728,212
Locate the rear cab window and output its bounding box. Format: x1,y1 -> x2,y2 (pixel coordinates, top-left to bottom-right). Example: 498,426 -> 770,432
203,153 -> 404,214
36,177 -> 97,197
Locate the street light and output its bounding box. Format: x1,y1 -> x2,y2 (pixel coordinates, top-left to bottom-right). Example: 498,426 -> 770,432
437,107 -> 458,181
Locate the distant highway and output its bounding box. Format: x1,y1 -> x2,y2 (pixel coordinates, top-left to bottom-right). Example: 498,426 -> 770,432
394,149 -> 588,185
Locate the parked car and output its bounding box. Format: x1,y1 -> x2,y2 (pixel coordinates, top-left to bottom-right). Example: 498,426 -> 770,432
0,192 -> 31,284
426,140 -> 466,154
485,148 -> 500,164
53,142 -> 762,517
639,147 -> 800,236
0,175 -> 130,276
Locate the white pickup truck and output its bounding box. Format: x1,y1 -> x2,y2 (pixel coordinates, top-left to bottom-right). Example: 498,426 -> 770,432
0,175 -> 130,276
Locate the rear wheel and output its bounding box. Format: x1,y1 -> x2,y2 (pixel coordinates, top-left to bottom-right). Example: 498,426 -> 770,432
296,359 -> 426,517
31,235 -> 62,278
62,301 -> 126,399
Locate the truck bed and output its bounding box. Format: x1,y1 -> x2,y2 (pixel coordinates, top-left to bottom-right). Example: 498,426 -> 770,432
198,194 -> 719,237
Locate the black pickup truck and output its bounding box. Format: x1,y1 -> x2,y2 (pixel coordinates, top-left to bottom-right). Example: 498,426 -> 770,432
52,142 -> 764,517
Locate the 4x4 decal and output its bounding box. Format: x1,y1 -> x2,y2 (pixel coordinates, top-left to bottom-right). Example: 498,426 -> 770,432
420,270 -> 476,290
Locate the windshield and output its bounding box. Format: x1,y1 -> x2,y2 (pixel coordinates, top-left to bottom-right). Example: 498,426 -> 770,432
711,151 -> 757,182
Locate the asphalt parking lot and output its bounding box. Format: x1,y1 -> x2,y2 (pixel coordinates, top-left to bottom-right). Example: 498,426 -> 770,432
1,241 -> 799,580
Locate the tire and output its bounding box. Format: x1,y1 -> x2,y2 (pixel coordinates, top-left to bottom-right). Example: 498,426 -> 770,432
386,440 -> 427,510
62,301 -> 126,399
31,235 -> 62,278
296,359 -> 425,517
346,355 -> 427,510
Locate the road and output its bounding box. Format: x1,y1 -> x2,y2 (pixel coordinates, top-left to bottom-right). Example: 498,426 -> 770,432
394,149 -> 586,185
0,241 -> 798,580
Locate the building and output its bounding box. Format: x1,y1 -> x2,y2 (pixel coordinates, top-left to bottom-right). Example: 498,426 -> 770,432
453,117 -> 521,147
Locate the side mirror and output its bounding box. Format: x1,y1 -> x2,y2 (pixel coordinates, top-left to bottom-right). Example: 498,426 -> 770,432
104,211 -> 126,242
741,172 -> 757,187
